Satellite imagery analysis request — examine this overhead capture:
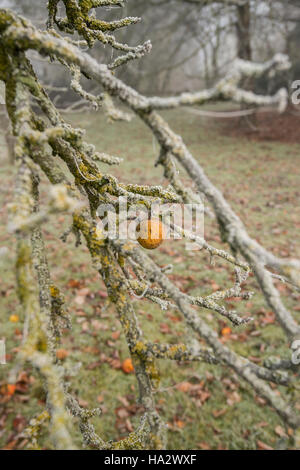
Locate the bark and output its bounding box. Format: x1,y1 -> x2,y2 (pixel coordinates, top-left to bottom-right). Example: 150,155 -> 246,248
236,2 -> 252,60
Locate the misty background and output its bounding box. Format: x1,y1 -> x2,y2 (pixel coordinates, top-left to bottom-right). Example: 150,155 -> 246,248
2,0 -> 300,105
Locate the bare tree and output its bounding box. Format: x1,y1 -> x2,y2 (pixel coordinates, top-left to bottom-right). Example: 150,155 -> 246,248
0,0 -> 299,450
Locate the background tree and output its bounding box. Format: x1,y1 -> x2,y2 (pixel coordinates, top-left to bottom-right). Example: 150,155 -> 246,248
6,0 -> 300,96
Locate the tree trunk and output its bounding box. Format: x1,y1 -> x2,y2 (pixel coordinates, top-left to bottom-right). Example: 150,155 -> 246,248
236,3 -> 252,60
236,2 -> 256,129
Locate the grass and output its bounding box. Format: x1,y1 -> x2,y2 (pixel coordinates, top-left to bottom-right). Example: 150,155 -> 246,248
0,107 -> 299,450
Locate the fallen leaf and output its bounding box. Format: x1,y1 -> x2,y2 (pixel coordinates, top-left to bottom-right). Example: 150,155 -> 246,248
117,395 -> 130,407
160,323 -> 171,334
226,391 -> 241,406
198,442 -> 211,450
111,331 -> 121,340
81,321 -> 90,332
174,419 -> 185,429
99,290 -> 108,298
3,439 -> 18,450
212,408 -> 227,418
256,421 -> 268,428
12,415 -> 26,432
167,314 -> 182,323
115,407 -> 130,419
176,382 -> 193,393
87,361 -> 102,370
257,440 -> 273,450
275,425 -> 287,438
91,319 -> 105,331
77,288 -> 90,297
7,384 -> 16,396
108,359 -> 122,370
221,327 -> 231,337
75,295 -> 85,305
76,310 -> 86,317
211,281 -> 220,292
255,396 -> 267,406
67,279 -> 83,289
78,398 -> 88,408
56,349 -> 69,360
125,418 -> 133,432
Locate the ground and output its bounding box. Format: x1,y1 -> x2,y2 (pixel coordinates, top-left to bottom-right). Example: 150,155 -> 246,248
0,107 -> 299,450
